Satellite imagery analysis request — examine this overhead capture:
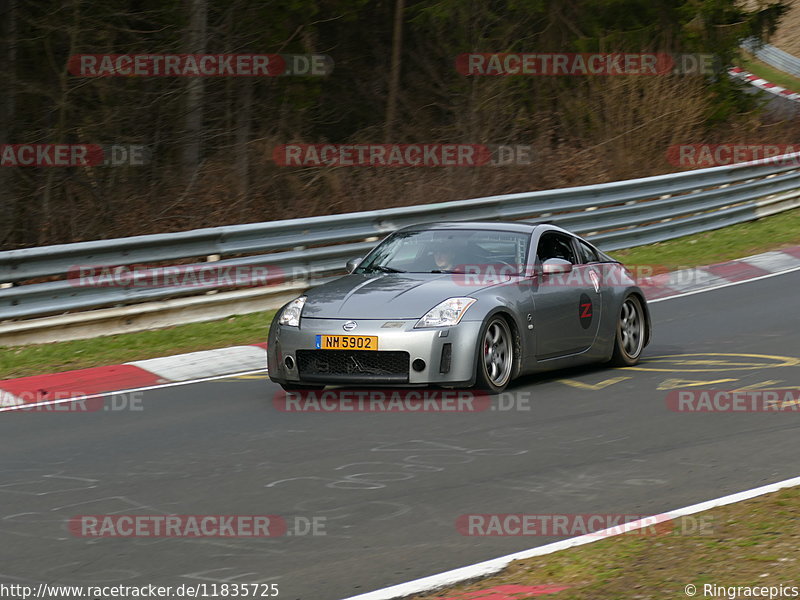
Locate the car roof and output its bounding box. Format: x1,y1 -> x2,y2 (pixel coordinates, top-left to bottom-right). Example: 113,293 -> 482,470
396,221 -> 532,233
389,221 -> 615,261
396,220 -> 565,235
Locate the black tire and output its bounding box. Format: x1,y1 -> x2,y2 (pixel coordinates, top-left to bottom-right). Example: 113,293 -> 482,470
475,315 -> 515,394
609,294 -> 646,367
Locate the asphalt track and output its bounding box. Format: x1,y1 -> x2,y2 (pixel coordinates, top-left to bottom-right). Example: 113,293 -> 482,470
1,270 -> 798,600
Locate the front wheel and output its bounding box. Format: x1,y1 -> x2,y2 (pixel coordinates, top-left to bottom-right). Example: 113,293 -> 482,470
609,295 -> 646,367
475,316 -> 515,393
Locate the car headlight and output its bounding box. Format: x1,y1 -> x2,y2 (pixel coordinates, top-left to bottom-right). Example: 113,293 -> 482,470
279,296 -> 307,327
415,297 -> 477,328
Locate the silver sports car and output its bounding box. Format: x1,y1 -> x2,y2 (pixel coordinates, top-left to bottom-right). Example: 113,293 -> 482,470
267,222 -> 651,393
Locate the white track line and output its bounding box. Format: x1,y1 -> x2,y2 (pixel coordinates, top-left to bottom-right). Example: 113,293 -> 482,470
2,265 -> 798,412
648,264 -> 800,303
0,369 -> 268,413
340,474 -> 800,600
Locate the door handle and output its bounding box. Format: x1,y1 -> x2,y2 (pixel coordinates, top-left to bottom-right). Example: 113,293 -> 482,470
589,269 -> 600,293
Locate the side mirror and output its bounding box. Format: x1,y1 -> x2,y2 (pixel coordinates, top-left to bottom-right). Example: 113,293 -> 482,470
542,258 -> 573,275
346,257 -> 363,273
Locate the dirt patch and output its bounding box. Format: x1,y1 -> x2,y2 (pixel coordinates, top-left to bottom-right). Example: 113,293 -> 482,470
769,0 -> 800,56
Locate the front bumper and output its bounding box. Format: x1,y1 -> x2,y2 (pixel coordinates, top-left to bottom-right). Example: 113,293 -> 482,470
268,317 -> 482,386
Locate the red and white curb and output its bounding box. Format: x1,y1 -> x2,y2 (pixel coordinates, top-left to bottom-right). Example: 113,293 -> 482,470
642,244 -> 800,300
127,343 -> 267,382
0,343 -> 268,409
729,66 -> 800,103
1,246 -> 798,407
339,475 -> 800,600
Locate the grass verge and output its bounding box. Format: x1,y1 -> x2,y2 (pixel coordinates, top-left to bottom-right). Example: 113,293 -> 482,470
1,209 -> 798,380
0,310 -> 276,379
610,208 -> 800,268
738,53 -> 800,93
407,485 -> 800,600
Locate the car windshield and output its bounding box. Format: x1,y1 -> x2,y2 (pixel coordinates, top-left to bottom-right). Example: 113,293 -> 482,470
355,229 -> 530,275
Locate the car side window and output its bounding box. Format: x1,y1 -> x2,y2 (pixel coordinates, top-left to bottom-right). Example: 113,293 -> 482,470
576,240 -> 599,264
537,232 -> 576,264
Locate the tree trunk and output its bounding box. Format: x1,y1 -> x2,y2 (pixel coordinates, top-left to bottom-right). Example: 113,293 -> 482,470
235,77 -> 253,201
383,0 -> 405,142
181,0 -> 207,178
0,0 -> 16,246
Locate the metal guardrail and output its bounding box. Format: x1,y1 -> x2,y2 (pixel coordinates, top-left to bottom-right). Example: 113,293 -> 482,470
1,152 -> 799,321
741,39 -> 800,80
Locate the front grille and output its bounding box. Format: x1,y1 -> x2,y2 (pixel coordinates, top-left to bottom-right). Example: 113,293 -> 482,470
296,350 -> 409,382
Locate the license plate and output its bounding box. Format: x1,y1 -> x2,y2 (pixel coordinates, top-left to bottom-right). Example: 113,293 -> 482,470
315,335 -> 379,350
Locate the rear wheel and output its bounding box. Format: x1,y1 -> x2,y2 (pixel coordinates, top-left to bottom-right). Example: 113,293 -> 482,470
475,316 -> 514,393
609,295 -> 645,367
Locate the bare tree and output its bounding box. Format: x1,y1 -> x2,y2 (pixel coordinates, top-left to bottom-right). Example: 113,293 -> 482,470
0,0 -> 16,244
383,0 -> 404,142
181,0 -> 207,178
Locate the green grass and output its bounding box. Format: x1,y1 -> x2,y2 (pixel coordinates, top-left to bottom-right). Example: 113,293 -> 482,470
408,486 -> 800,600
610,208 -> 800,269
739,53 -> 800,93
1,208 -> 798,380
0,310 -> 276,379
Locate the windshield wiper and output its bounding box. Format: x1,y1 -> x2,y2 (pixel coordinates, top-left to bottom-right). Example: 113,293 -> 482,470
364,265 -> 406,273
430,269 -> 463,274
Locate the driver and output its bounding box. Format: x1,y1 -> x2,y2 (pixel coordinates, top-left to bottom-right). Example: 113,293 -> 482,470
433,248 -> 456,271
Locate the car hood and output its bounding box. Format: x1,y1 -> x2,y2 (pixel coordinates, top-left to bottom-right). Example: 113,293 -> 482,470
301,273 -> 507,320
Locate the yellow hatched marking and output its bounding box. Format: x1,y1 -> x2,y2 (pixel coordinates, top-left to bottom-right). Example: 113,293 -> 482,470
626,353 -> 800,372
731,380 -> 786,391
656,378 -> 738,391
212,373 -> 268,382
559,376 -> 632,391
